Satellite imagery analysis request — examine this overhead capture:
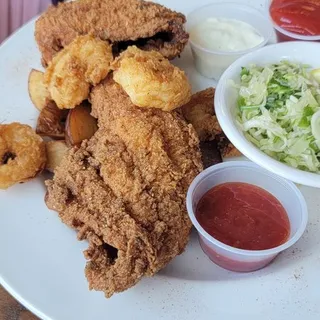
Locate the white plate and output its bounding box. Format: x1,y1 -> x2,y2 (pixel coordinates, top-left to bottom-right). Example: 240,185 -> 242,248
0,1 -> 319,320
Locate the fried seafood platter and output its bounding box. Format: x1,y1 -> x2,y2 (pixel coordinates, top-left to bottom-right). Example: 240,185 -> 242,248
0,0 -> 240,299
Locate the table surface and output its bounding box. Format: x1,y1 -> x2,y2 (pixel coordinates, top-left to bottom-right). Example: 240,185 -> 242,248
0,286 -> 38,320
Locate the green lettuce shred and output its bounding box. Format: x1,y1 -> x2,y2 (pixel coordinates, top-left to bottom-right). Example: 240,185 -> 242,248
236,61 -> 320,173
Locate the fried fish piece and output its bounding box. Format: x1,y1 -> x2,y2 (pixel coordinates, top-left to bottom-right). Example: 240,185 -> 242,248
200,140 -> 222,169
35,0 -> 189,66
44,35 -> 113,109
45,77 -> 202,297
112,46 -> 191,111
181,88 -> 221,141
216,133 -> 242,159
181,87 -> 241,158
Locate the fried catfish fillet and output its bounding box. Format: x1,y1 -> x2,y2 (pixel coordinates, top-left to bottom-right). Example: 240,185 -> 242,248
45,77 -> 202,297
35,0 -> 189,66
181,88 -> 221,141
181,87 -> 241,158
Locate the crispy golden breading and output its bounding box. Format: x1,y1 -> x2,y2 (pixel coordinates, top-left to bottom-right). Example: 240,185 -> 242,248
45,77 -> 202,297
181,88 -> 221,141
35,0 -> 188,65
112,46 -> 191,111
44,35 -> 113,109
0,123 -> 46,189
216,133 -> 242,159
181,88 -> 241,158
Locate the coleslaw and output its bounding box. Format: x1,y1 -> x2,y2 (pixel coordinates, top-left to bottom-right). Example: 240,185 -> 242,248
236,61 -> 320,174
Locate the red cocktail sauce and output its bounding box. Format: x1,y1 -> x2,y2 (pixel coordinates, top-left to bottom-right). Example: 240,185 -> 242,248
270,0 -> 320,38
196,182 -> 290,251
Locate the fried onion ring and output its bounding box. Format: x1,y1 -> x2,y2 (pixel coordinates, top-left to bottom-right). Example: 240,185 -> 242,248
0,123 -> 46,189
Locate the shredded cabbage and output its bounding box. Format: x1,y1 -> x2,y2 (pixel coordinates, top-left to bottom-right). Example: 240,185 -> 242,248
236,61 -> 320,174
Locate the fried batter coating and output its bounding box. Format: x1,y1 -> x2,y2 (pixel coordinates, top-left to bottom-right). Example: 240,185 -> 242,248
45,77 -> 202,297
44,35 -> 113,109
112,46 -> 191,111
35,0 -> 188,65
0,123 -> 46,189
216,133 -> 242,158
181,88 -> 222,141
181,87 -> 241,158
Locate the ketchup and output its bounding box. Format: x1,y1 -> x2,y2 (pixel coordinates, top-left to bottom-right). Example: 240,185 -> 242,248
195,182 -> 290,251
270,0 -> 320,36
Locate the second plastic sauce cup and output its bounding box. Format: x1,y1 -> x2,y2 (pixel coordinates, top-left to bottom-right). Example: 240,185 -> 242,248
186,3 -> 273,80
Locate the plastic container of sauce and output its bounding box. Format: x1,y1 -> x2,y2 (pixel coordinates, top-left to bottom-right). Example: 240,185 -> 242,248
186,161 -> 308,272
267,0 -> 320,42
186,3 -> 273,80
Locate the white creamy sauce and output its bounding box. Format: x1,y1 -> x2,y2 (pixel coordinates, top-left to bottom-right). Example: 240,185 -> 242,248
190,17 -> 264,52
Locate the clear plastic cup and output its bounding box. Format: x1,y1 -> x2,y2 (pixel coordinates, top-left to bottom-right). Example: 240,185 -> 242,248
186,3 -> 273,80
186,161 -> 308,272
266,0 -> 320,42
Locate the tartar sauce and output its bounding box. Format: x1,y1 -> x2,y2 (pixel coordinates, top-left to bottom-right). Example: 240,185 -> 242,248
189,17 -> 265,79
190,17 -> 264,52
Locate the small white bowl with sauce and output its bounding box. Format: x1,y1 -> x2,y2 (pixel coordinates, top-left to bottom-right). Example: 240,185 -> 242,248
187,3 -> 273,80
186,161 -> 308,272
